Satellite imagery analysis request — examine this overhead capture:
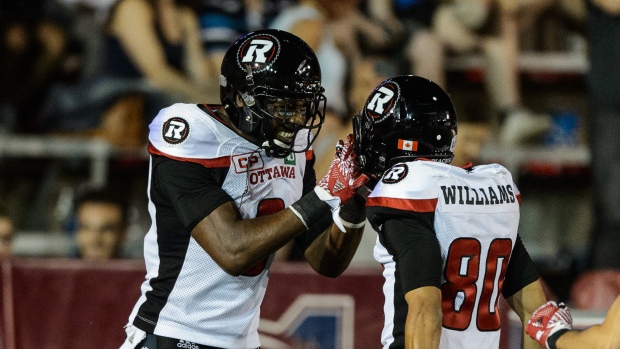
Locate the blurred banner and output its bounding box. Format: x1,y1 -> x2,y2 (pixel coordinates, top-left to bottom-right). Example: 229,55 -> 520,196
0,259 -> 587,349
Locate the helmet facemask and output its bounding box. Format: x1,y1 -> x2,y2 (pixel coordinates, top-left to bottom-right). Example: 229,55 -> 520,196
219,29 -> 326,158
353,112 -> 385,188
252,85 -> 325,158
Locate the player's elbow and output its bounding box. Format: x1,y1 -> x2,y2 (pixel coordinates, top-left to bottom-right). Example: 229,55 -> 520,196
317,268 -> 344,278
218,262 -> 246,276
307,258 -> 350,278
211,252 -> 255,276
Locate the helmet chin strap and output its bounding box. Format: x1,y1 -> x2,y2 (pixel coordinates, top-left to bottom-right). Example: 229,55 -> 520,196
262,139 -> 290,158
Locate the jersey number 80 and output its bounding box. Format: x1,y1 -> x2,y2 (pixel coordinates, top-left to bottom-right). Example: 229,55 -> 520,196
441,238 -> 512,331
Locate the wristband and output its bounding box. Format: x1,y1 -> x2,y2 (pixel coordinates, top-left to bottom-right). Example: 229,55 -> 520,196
338,193 -> 366,228
340,219 -> 365,229
290,189 -> 332,230
548,329 -> 570,349
314,186 -> 348,232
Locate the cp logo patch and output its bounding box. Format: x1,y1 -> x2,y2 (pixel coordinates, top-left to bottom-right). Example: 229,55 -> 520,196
237,33 -> 280,73
365,81 -> 400,124
382,163 -> 408,184
162,117 -> 190,145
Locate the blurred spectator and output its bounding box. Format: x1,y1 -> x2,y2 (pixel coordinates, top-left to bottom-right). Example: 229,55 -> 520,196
39,0 -> 218,147
366,0 -> 446,87
0,204 -> 14,258
197,0 -> 295,78
270,0 -> 395,176
270,0 -> 350,120
586,0 -> 620,269
72,186 -> 128,260
431,0 -> 555,145
0,0 -> 69,134
103,0 -> 217,103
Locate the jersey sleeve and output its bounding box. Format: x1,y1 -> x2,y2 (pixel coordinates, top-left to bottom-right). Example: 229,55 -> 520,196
148,103 -> 233,161
152,155 -> 233,231
369,205 -> 442,293
502,234 -> 540,298
302,151 -> 317,195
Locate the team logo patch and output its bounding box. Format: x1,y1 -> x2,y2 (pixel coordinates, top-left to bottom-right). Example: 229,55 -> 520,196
365,80 -> 400,124
162,117 -> 190,145
237,33 -> 280,74
381,163 -> 408,184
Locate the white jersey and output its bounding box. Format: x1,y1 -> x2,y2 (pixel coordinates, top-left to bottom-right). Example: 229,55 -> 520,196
126,103 -> 314,348
368,161 -> 522,349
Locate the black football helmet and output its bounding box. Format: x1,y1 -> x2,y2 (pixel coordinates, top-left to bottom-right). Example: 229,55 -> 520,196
220,29 -> 326,158
353,75 -> 458,184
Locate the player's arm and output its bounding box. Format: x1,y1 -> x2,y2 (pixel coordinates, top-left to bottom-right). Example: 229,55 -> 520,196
404,287 -> 442,349
151,155 -> 306,276
194,138 -> 365,276
556,295 -> 620,349
303,194 -> 366,277
193,200 -> 309,275
507,280 -> 548,349
382,215 -> 443,349
300,137 -> 368,277
529,296 -> 620,349
194,192 -> 364,277
503,236 -> 547,349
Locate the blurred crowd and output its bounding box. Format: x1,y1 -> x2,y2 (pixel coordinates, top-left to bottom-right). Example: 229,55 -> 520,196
1,0 -> 619,306
0,0 -> 589,148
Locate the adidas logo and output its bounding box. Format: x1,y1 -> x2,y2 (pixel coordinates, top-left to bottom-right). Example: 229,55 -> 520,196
333,180 -> 345,192
177,340 -> 200,349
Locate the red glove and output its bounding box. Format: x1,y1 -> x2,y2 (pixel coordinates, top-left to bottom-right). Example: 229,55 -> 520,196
526,301 -> 573,349
317,134 -> 369,206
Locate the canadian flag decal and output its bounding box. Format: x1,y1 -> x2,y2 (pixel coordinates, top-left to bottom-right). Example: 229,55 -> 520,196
397,139 -> 418,151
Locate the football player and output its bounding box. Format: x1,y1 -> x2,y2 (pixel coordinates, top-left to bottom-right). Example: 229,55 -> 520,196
355,75 -> 548,349
119,29 -> 368,349
526,298 -> 620,349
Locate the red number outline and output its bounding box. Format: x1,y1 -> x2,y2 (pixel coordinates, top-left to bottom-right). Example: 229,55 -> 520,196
441,238 -> 513,331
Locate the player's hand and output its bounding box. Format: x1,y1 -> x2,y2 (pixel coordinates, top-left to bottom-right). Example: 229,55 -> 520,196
317,134 -> 369,206
526,301 -> 573,349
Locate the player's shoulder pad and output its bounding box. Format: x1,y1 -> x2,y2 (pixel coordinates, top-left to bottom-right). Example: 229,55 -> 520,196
148,103 -> 236,159
370,161 -> 443,200
469,163 -> 515,182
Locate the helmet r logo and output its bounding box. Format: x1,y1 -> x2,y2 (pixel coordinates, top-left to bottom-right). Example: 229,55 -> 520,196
366,82 -> 399,123
162,117 -> 191,145
242,39 -> 274,63
368,87 -> 394,114
237,34 -> 280,73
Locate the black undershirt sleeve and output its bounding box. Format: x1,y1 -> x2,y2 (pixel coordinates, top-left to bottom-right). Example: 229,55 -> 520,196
152,155 -> 233,231
502,234 -> 540,298
302,154 -> 317,196
370,206 -> 442,293
294,153 -> 330,255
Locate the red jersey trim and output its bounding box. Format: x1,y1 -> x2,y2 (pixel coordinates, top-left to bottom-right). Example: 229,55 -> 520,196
305,150 -> 314,160
367,196 -> 438,213
516,193 -> 522,206
148,143 -> 231,168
